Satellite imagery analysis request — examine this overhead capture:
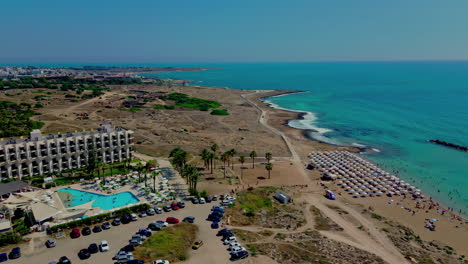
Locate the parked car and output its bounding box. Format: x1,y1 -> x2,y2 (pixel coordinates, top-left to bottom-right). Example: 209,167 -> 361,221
163,205 -> 172,212
230,250 -> 249,261
78,249 -> 91,260
217,228 -> 232,236
92,225 -> 102,233
71,228 -> 81,238
100,240 -> 110,252
112,218 -> 122,226
8,248 -> 20,260
166,217 -> 179,224
155,207 -> 163,214
208,214 -> 222,222
49,262 -> 57,264
138,228 -> 152,237
228,242 -> 242,250
211,221 -> 219,229
130,213 -> 138,221
121,215 -> 132,224
205,196 -> 212,203
221,201 -> 233,206
129,238 -> 142,246
153,260 -> 169,264
212,195 -> 218,201
46,238 -> 56,248
192,240 -> 204,250
230,246 -> 246,254
88,243 -> 99,254
223,237 -> 237,245
58,256 -> 71,264
155,220 -> 169,227
127,260 -> 145,264
148,223 -> 163,231
191,197 -> 199,204
81,227 -> 91,236
0,253 -> 7,262
199,197 -> 206,204
177,201 -> 185,208
170,202 -> 179,210
121,245 -> 135,252
102,221 -> 111,230
132,234 -> 146,241
139,211 -> 147,218
114,251 -> 134,261
183,216 -> 195,223
147,208 -> 156,215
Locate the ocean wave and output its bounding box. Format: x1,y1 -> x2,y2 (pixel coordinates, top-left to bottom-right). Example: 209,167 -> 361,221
263,99 -> 333,134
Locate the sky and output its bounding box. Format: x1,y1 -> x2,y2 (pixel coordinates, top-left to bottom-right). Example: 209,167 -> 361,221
1,0 -> 468,63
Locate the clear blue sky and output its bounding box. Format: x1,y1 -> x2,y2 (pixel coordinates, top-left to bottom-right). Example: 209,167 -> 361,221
1,0 -> 467,62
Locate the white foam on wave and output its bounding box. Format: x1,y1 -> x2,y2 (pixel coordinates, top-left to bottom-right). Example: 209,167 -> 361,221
263,99 -> 333,134
352,143 -> 367,148
372,148 -> 381,153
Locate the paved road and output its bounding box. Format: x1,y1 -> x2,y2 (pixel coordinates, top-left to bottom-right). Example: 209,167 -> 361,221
11,202 -> 236,264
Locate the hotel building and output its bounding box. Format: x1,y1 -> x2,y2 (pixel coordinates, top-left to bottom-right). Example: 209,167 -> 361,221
0,123 -> 133,180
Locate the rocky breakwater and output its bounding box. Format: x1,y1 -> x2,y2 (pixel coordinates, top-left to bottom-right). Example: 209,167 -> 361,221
429,139 -> 468,152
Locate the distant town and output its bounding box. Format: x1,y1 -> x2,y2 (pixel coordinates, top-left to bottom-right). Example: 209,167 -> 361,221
0,66 -> 205,80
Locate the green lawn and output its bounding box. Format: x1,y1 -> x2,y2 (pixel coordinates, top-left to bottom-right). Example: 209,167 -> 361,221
134,223 -> 198,262
237,187 -> 277,215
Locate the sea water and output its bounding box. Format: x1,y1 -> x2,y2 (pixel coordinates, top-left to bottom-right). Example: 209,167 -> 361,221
144,62 -> 468,214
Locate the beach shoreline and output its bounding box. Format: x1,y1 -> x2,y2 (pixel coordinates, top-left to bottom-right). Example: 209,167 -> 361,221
243,89 -> 468,256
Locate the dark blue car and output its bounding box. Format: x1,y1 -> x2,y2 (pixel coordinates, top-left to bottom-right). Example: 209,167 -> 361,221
211,221 -> 219,229
8,248 -> 20,259
208,214 -> 222,222
216,228 -> 232,236
0,253 -> 7,262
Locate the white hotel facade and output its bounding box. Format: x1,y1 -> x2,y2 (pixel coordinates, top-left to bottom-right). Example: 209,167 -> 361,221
0,123 -> 133,180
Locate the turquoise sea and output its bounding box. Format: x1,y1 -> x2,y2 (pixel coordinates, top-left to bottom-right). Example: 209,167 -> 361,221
142,62 -> 468,215
3,62 -> 467,214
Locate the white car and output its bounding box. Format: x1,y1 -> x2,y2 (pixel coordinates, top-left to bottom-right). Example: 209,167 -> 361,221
223,236 -> 237,245
153,260 -> 170,264
155,207 -> 163,214
228,243 -> 242,250
230,246 -> 246,254
199,198 -> 206,204
114,251 -> 133,261
100,240 -> 110,252
131,213 -> 138,221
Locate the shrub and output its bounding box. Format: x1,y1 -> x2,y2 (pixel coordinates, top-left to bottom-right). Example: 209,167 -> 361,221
0,232 -> 22,247
210,109 -> 229,115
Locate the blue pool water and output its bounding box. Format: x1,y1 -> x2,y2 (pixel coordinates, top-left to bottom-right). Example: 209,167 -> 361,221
58,188 -> 140,210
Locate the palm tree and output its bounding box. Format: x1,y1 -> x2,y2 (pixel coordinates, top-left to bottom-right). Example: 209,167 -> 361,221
151,170 -> 158,193
265,152 -> 272,163
229,149 -> 236,169
207,152 -> 215,174
250,150 -> 257,169
220,153 -> 229,178
238,155 -> 245,179
210,144 -> 218,169
200,149 -> 210,170
265,162 -> 273,179
135,162 -> 144,183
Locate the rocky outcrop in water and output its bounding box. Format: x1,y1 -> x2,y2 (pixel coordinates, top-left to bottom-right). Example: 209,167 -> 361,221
429,139 -> 468,152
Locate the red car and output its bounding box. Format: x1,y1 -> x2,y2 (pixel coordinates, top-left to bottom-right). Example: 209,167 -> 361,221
171,203 -> 179,210
166,217 -> 179,224
70,228 -> 81,238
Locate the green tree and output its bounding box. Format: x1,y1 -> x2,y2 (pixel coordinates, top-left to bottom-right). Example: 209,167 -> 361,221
86,146 -> 98,174
229,148 -> 236,169
238,155 -> 246,179
220,152 -> 229,178
265,162 -> 273,179
200,149 -> 210,170
210,144 -> 218,170
250,150 -> 257,169
265,152 -> 272,163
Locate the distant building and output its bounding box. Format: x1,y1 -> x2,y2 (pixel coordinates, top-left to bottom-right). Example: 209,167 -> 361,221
0,123 -> 133,180
274,190 -> 291,204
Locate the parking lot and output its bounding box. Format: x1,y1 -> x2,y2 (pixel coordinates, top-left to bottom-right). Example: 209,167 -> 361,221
5,201 -> 241,264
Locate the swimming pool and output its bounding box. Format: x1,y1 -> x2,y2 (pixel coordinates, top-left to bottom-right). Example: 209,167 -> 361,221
58,188 -> 140,210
